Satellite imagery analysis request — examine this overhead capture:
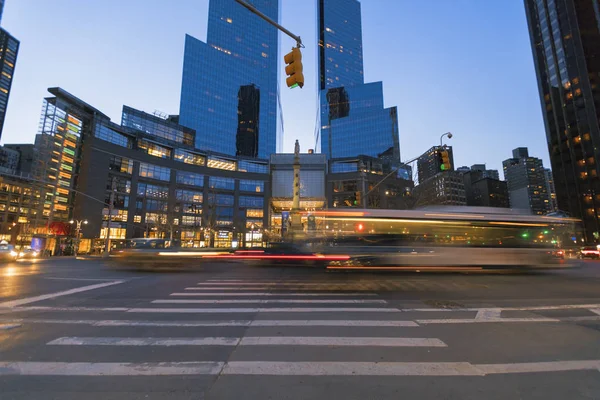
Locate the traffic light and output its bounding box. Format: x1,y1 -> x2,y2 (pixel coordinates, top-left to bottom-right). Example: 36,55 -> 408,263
354,191 -> 361,206
438,149 -> 451,171
284,47 -> 304,89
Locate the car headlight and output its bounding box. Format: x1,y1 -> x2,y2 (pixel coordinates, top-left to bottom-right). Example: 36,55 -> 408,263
32,251 -> 38,257
10,251 -> 17,257
18,252 -> 24,257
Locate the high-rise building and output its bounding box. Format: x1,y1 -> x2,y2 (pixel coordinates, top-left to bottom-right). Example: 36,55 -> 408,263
179,0 -> 280,158
0,27 -> 18,141
417,146 -> 455,183
414,171 -> 467,207
4,144 -> 34,175
0,144 -> 18,174
316,0 -> 400,161
470,164 -> 500,180
502,147 -> 550,215
0,0 -> 4,24
544,168 -> 558,212
524,0 -> 600,240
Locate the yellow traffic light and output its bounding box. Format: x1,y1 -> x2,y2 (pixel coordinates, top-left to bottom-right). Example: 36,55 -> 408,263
284,47 -> 304,89
439,150 -> 451,171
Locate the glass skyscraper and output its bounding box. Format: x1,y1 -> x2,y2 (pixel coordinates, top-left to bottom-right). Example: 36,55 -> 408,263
179,0 -> 281,159
316,0 -> 400,161
0,0 -> 18,142
524,0 -> 600,241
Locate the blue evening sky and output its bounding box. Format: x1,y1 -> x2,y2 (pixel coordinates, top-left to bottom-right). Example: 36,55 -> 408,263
2,0 -> 547,177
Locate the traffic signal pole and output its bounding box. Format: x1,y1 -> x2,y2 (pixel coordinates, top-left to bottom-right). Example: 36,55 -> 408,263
234,0 -> 303,47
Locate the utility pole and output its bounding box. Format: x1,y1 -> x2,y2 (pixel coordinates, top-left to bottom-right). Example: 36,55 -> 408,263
358,160 -> 367,209
103,177 -> 116,257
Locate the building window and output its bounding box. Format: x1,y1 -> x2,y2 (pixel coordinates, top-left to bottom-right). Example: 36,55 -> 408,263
134,215 -> 142,223
95,123 -> 132,148
103,208 -> 128,222
181,215 -> 202,226
174,149 -> 205,166
108,156 -> 133,174
138,139 -> 172,159
238,160 -> 268,173
239,180 -> 264,193
246,209 -> 263,218
107,176 -> 131,194
208,194 -> 234,206
175,189 -> 203,203
100,227 -> 126,239
176,171 -> 204,187
208,156 -> 236,171
209,176 -> 235,190
139,162 -> 171,181
145,199 -> 168,212
137,183 -> 169,199
239,196 -> 264,208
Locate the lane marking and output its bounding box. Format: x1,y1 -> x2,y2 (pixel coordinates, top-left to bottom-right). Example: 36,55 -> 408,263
48,337 -> 240,346
0,306 -> 129,313
1,360 -> 598,376
417,318 -> 560,324
43,277 -> 124,281
48,336 -> 443,347
222,361 -> 483,376
128,307 -> 400,314
174,292 -> 378,297
0,318 -> 418,327
0,361 -> 224,376
475,309 -> 501,320
152,299 -> 387,305
0,281 -> 125,308
0,323 -> 21,330
237,336 -> 446,347
589,308 -> 600,316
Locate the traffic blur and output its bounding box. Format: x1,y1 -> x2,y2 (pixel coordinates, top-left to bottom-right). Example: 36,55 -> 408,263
108,207 -> 584,272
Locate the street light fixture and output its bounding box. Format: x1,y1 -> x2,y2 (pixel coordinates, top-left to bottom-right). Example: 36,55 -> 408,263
440,132 -> 453,147
69,219 -> 88,255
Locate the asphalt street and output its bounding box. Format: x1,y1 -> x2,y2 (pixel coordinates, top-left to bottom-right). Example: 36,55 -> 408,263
1,258 -> 600,399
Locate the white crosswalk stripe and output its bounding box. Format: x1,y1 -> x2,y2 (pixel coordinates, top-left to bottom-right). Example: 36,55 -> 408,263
152,299 -> 387,304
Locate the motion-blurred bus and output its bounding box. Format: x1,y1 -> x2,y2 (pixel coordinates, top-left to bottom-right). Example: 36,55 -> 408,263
309,207 -> 581,270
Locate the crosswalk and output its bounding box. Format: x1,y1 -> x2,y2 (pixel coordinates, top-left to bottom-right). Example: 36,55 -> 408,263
2,277 -> 600,382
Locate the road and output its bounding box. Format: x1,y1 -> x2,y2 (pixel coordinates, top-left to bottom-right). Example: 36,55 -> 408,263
1,258 -> 600,399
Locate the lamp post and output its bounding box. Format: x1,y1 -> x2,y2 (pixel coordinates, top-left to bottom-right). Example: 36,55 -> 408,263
440,132 -> 453,147
69,219 -> 88,255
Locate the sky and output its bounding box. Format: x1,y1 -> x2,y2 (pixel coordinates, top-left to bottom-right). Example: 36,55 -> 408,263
1,0 -> 549,178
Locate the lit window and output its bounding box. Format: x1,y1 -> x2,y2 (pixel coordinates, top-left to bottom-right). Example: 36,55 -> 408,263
226,18 -> 232,23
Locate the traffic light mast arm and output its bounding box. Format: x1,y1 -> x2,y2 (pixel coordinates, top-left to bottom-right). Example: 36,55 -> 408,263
365,154 -> 422,196
235,0 -> 303,48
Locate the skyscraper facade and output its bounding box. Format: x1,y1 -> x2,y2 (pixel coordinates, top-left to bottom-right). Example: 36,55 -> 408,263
502,147 -> 550,215
0,27 -> 18,141
524,0 -> 600,240
316,0 -> 400,161
544,168 -> 558,212
179,0 -> 280,158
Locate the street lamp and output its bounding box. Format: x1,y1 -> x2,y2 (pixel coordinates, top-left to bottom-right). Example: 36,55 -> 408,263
69,219 -> 88,255
440,132 -> 453,147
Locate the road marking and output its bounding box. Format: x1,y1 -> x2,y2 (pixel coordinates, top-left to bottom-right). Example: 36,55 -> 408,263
48,337 -> 240,346
222,361 -> 483,376
0,318 -> 418,327
476,360 -> 600,374
0,306 -> 129,313
417,318 -> 560,324
0,361 -> 224,376
152,299 -> 387,305
185,287 -> 368,292
128,307 -> 400,314
175,292 -> 378,297
48,336 -> 443,347
237,336 -> 446,347
43,277 -> 124,281
0,323 -> 21,330
590,308 -> 600,316
0,280 -> 125,308
197,282 -> 344,286
408,304 -> 600,313
475,309 -> 501,320
1,360 -> 598,376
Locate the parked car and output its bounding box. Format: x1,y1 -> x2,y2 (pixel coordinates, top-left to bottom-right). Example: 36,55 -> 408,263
0,244 -> 18,262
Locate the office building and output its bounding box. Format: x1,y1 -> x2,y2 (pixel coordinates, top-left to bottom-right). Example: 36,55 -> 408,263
544,168 -> 558,213
414,171 -> 467,207
417,146 -> 455,183
524,0 -> 600,240
0,0 -> 4,24
179,0 -> 280,158
4,143 -> 33,175
502,147 -> 550,215
327,155 -> 414,210
4,88 -> 271,252
0,27 -> 18,141
0,145 -> 18,174
467,176 -> 509,208
470,164 -> 500,180
316,0 -> 400,161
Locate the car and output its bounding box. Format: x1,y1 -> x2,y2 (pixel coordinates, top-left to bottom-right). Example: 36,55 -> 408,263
579,246 -> 600,259
0,244 -> 18,262
17,248 -> 39,260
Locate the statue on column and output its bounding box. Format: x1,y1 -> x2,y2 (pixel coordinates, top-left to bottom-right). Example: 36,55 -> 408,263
294,140 -> 300,157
